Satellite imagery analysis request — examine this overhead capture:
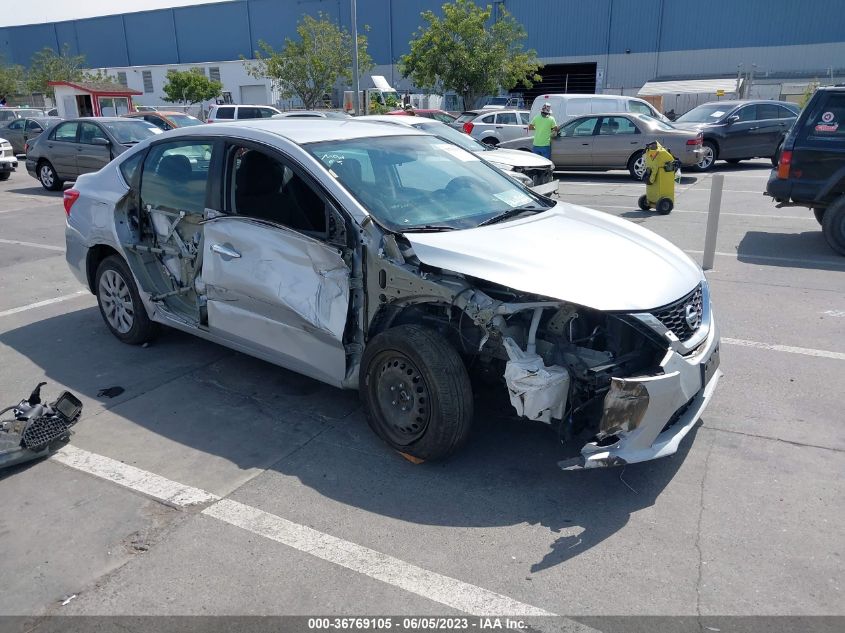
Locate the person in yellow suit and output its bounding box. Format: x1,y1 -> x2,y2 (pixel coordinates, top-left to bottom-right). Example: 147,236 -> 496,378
528,103 -> 558,159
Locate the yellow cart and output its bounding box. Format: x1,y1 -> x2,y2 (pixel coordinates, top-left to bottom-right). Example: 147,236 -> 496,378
638,141 -> 679,215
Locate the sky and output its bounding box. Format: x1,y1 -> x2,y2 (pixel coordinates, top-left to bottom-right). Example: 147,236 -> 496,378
1,0 -> 229,27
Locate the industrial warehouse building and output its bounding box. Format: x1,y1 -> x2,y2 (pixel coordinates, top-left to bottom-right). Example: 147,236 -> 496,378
1,0 -> 843,112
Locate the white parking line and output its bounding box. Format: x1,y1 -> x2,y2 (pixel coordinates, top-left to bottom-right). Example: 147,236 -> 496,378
0,291 -> 88,318
51,444 -> 556,617
0,238 -> 64,251
685,249 -> 845,269
586,203 -> 812,221
52,445 -> 221,506
722,337 -> 845,361
205,499 -> 555,617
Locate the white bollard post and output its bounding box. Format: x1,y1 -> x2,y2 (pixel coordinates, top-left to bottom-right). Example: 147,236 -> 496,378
702,174 -> 724,271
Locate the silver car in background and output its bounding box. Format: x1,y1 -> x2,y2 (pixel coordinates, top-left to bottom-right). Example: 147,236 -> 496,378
25,117 -> 161,190
453,109 -> 531,146
500,113 -> 703,180
359,114 -> 557,195
0,116 -> 63,155
63,119 -> 719,470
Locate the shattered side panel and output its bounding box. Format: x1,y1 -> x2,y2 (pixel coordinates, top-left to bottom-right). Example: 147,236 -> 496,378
202,218 -> 350,386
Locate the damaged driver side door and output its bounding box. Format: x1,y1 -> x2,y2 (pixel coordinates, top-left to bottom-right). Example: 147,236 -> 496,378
202,143 -> 351,386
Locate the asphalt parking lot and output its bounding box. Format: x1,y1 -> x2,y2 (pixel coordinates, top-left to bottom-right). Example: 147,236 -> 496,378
0,159 -> 843,630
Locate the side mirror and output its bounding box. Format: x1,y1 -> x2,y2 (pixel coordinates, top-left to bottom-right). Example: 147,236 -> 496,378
726,115 -> 740,124
91,137 -> 110,146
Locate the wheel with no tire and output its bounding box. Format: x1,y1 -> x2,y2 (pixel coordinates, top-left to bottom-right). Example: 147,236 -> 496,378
813,208 -> 825,226
694,141 -> 717,171
821,197 -> 845,256
481,137 -> 499,147
95,255 -> 158,344
638,194 -> 650,211
360,324 -> 474,461
0,172 -> 10,181
628,151 -> 646,180
37,161 -> 63,191
656,198 -> 673,215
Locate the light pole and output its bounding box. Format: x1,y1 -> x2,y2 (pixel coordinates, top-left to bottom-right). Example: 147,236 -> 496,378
351,0 -> 361,115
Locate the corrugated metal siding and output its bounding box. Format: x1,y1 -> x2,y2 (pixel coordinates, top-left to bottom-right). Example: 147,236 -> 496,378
3,0 -> 844,70
73,16 -> 129,67
173,2 -> 252,63
504,0 -> 611,57
123,10 -> 179,66
659,0 -> 845,51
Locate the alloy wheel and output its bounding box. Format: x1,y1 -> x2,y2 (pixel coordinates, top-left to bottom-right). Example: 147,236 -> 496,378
99,269 -> 135,334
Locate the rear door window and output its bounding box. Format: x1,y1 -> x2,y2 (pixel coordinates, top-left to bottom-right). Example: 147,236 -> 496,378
237,107 -> 261,119
757,104 -> 780,120
778,105 -> 799,119
214,107 -> 234,120
140,141 -> 215,213
7,119 -> 25,131
25,120 -> 43,132
480,114 -> 495,124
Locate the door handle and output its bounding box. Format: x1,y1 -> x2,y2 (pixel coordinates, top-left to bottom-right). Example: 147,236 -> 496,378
495,126 -> 503,129
211,243 -> 241,259
581,143 -> 590,146
748,126 -> 759,130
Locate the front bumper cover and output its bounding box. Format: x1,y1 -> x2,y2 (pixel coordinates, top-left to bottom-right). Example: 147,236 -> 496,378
559,315 -> 721,470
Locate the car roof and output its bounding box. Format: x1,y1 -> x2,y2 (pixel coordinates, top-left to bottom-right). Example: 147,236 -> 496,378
357,115 -> 432,128
125,111 -> 192,117
211,104 -> 277,108
166,118 -> 427,144
694,99 -> 797,107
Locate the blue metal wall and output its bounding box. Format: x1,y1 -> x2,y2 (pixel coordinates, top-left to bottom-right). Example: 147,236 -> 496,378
0,0 -> 841,68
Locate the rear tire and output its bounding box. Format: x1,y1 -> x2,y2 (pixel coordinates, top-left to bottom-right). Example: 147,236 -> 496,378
38,160 -> 63,191
694,141 -> 717,171
628,151 -> 645,180
0,172 -> 10,181
95,255 -> 158,345
638,194 -> 650,211
821,197 -> 845,256
813,208 -> 825,226
656,198 -> 673,215
360,324 -> 473,461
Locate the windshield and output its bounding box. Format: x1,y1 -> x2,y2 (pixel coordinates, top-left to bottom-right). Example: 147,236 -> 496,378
677,104 -> 733,123
412,120 -> 490,152
486,97 -> 509,106
101,120 -> 162,144
635,114 -> 676,131
308,134 -> 550,231
168,114 -> 203,127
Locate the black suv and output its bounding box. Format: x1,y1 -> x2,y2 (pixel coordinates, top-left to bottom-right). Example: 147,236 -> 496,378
766,87 -> 845,255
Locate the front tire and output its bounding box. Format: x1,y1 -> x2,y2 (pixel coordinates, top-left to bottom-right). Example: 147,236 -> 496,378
0,172 -> 10,181
628,151 -> 645,180
695,141 -> 717,171
821,197 -> 845,256
360,325 -> 473,461
38,161 -> 62,191
95,255 -> 158,344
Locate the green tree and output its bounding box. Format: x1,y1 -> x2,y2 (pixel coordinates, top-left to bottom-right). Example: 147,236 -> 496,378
162,68 -> 223,107
244,13 -> 373,109
400,0 -> 541,110
798,81 -> 819,110
0,58 -> 26,98
26,44 -> 87,98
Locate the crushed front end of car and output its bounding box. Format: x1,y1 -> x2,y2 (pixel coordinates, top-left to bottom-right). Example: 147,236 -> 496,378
363,210 -> 721,469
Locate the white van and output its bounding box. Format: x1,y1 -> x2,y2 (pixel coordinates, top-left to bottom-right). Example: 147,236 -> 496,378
206,104 -> 281,123
529,94 -> 667,124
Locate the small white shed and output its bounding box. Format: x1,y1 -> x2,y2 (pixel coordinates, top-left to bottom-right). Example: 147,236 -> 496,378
49,81 -> 143,118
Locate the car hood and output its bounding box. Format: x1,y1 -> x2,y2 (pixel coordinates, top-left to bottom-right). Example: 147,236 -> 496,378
481,147 -> 553,168
404,202 -> 702,312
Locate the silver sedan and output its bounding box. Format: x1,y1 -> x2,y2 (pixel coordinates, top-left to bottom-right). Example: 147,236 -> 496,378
499,113 -> 703,180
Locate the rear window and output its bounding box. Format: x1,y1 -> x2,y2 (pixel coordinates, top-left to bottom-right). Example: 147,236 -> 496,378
803,93 -> 845,140
455,112 -> 478,124
214,107 -> 234,120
